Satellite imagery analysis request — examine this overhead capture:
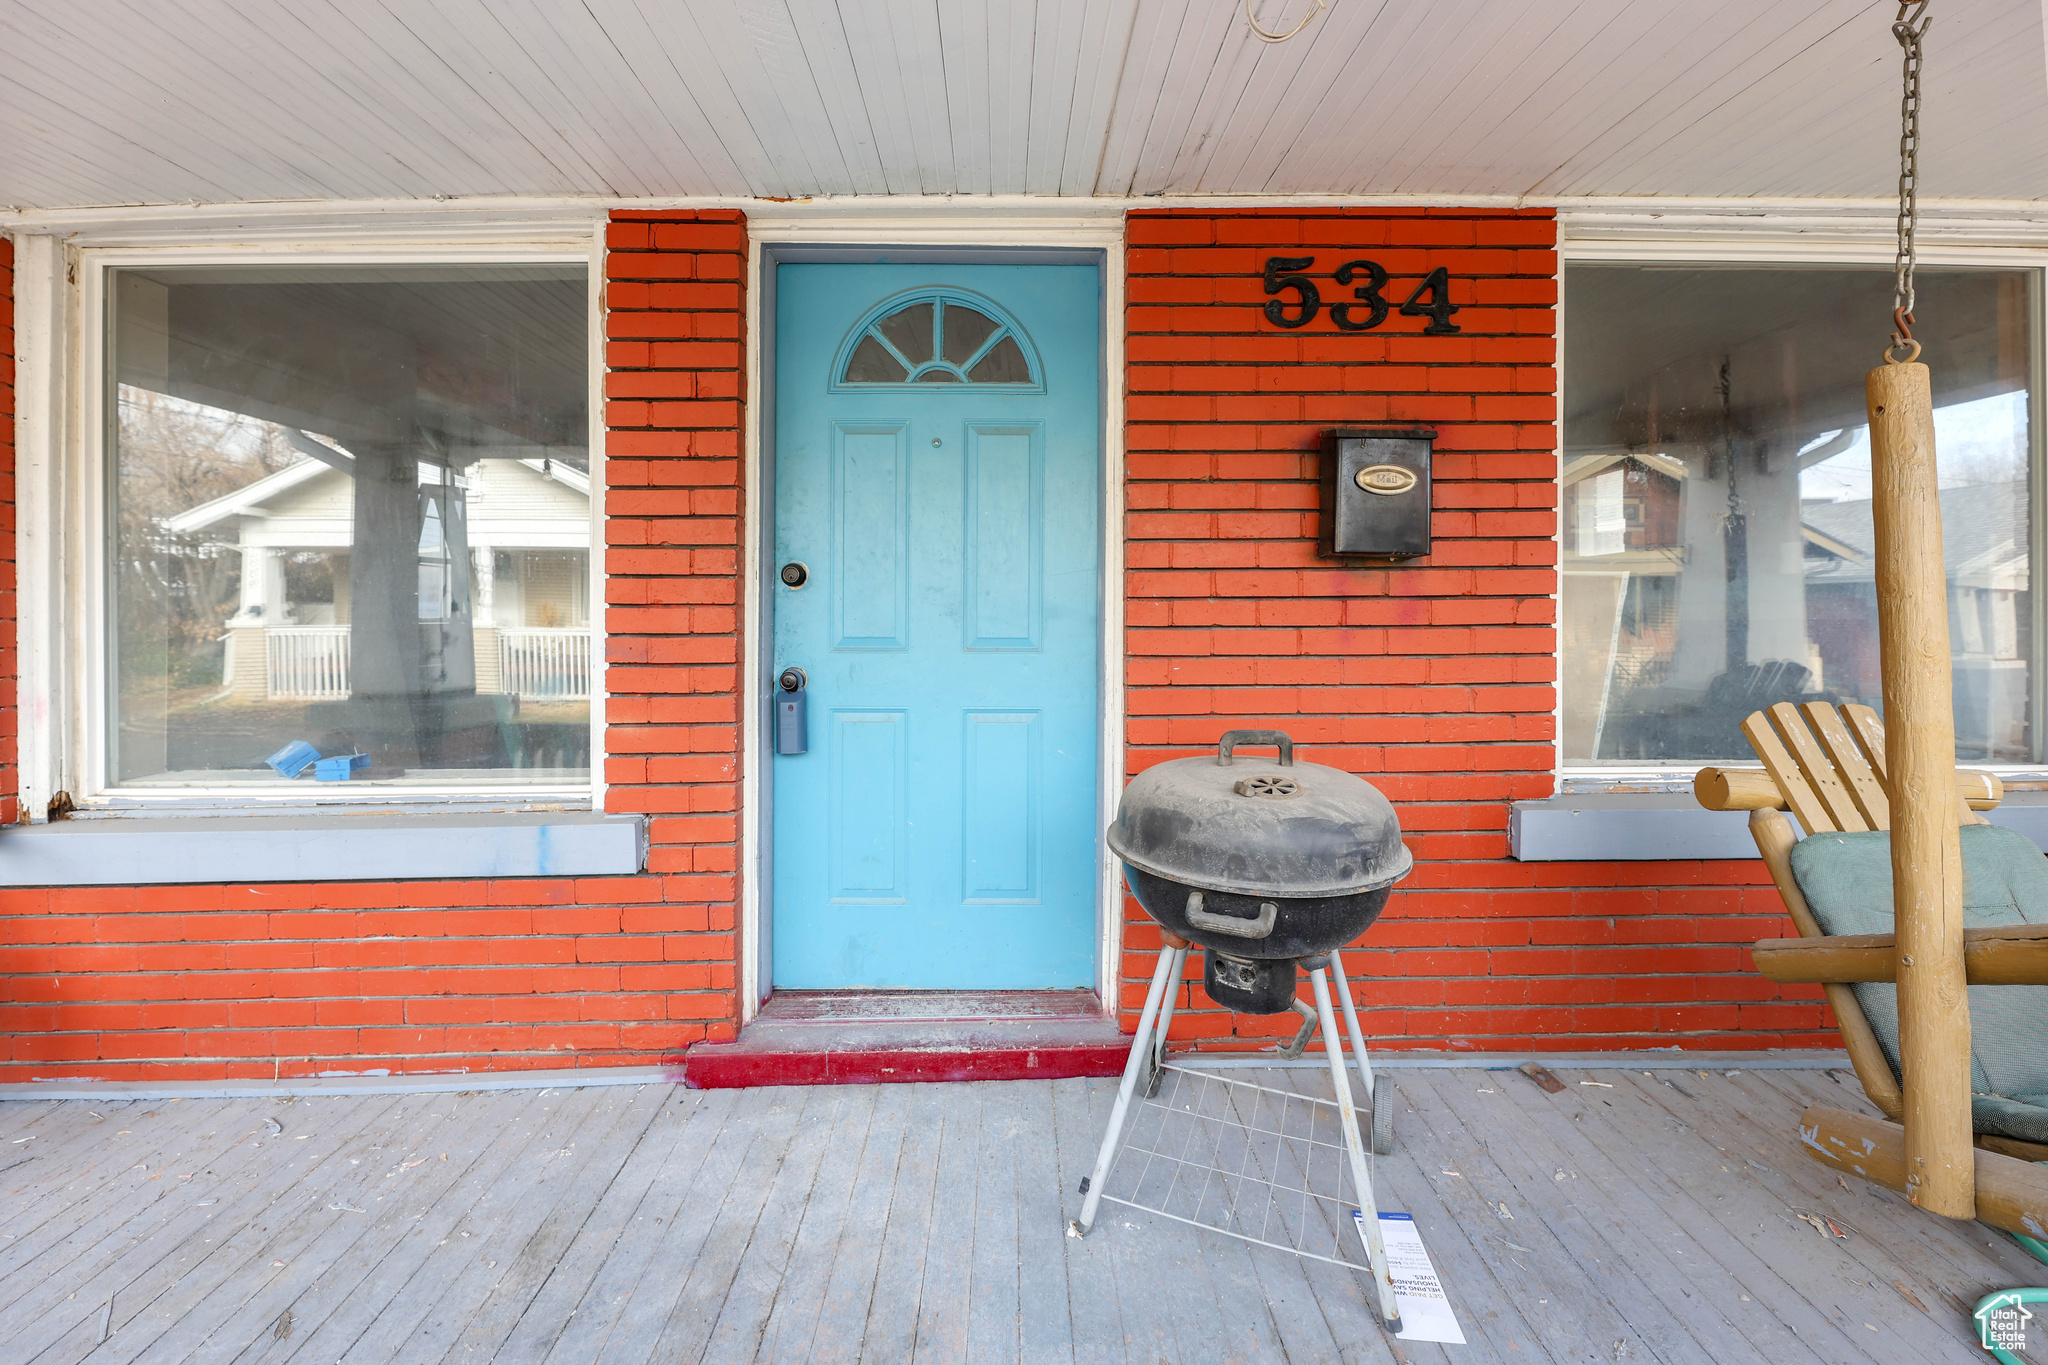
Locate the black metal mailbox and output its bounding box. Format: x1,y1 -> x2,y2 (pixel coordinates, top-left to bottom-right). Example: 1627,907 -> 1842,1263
1318,427 -> 1435,559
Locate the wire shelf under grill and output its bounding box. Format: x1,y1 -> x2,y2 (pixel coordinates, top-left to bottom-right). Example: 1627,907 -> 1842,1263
1097,1063 -> 1372,1270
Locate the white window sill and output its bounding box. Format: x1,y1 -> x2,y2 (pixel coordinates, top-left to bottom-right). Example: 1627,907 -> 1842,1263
1509,792 -> 2048,861
0,811 -> 644,885
69,789 -> 593,817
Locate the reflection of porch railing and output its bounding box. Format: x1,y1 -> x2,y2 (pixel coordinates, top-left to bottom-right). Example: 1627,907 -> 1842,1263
498,628 -> 591,701
259,626 -> 589,703
267,626 -> 351,700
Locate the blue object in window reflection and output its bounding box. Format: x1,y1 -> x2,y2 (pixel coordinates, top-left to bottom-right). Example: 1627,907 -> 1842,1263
265,740 -> 320,779
313,753 -> 371,782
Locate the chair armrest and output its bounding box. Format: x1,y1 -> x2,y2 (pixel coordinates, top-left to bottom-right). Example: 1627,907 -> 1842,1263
1754,924 -> 2048,985
1693,766 -> 2004,813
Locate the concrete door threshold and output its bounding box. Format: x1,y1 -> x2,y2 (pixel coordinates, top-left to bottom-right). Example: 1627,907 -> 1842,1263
683,989 -> 1129,1088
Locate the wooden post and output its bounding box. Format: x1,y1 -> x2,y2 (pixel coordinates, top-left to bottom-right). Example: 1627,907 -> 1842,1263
1866,359 -> 1974,1219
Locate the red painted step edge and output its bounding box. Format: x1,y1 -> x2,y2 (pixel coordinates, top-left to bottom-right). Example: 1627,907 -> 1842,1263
683,1041 -> 1128,1088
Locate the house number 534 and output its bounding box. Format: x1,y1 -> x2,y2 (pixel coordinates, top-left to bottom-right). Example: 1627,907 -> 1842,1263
1262,256 -> 1461,334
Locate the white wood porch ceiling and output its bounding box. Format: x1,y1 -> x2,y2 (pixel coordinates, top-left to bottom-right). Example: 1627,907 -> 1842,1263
2,0 -> 2045,211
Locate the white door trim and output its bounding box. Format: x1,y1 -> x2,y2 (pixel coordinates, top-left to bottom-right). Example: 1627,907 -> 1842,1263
739,218 -> 1126,1020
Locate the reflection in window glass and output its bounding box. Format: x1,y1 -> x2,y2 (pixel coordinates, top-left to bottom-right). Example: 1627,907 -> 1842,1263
940,304 -> 1000,366
876,301 -> 935,365
968,335 -> 1031,384
1562,265 -> 2034,765
845,334 -> 909,383
837,292 -> 1038,387
109,264 -> 591,787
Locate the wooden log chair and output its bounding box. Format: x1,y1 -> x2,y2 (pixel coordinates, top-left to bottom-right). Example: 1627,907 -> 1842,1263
1694,700 -> 2048,1244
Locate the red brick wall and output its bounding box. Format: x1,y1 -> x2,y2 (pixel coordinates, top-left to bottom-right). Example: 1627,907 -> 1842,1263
0,212 -> 747,1081
0,206 -> 1832,1081
1120,208 -> 1827,1053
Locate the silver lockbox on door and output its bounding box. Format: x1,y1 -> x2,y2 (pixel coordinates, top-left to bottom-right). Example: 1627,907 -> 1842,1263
1319,427 -> 1435,559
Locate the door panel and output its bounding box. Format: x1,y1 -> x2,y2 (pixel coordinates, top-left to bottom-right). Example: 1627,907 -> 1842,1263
962,710 -> 1039,902
963,425 -> 1041,649
829,710 -> 907,901
772,264 -> 1101,989
831,424 -> 911,649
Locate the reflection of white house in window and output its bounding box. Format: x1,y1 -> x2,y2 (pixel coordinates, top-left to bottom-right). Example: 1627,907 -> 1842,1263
1802,482 -> 2030,761
165,453 -> 591,703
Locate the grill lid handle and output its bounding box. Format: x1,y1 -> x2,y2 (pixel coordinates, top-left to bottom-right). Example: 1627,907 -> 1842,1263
1216,729 -> 1294,767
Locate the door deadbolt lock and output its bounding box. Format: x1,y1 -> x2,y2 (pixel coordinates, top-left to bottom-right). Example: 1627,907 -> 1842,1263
779,561 -> 808,588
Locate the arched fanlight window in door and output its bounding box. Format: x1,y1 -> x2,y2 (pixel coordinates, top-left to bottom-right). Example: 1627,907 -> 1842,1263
832,289 -> 1044,391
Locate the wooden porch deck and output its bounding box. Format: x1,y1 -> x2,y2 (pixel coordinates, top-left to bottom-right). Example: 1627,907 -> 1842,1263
1,1063 -> 2041,1364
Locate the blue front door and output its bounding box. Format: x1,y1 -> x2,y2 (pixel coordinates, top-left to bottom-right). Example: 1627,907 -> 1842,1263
771,263 -> 1101,989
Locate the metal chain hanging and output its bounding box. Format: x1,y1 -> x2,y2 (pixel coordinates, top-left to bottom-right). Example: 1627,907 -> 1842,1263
1887,0 -> 1932,364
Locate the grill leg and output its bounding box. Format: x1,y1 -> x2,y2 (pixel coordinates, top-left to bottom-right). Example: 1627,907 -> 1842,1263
1071,939 -> 1182,1237
1144,943 -> 1188,1097
1310,966 -> 1403,1333
1329,949 -> 1378,1101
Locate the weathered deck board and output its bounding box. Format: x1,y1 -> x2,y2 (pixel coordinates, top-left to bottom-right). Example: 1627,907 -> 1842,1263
2,1064 -> 2040,1364
1628,1067 -> 2038,1343
206,1092 -> 529,1364
1573,1068 -> 1987,1364
748,1085 -> 882,1365
1604,1068 -> 1966,1344
527,1088 -> 735,1364
797,1084 -> 913,1365
1392,1069 -> 1646,1361
257,1089 -> 580,1364
698,1086 -> 857,1364
0,1097 -> 280,1251
1012,1080 -> 1078,1365
1141,1077 -> 1301,1365
1424,1067 -> 1737,1361
1543,1071 -> 1888,1365
1486,1067 -> 1818,1365
127,1092 -> 529,1364
642,1084 -> 818,1362
342,1089 -> 635,1362
1050,1076 -> 1128,1365
857,1082 -> 947,1364
964,1079 -> 1026,1365
439,1087 -> 671,1361
1750,1067 -> 2047,1289
1230,1068 -> 1397,1365
0,1099 -> 296,1295
25,1095 -> 422,1365
909,1080 -> 984,1362
581,1085 -> 785,1363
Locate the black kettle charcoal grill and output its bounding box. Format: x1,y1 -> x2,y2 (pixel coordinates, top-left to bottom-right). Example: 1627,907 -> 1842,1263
1070,730 -> 1412,1331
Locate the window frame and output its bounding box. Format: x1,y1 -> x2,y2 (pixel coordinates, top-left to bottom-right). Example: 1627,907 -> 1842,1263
41,238 -> 606,815
1555,237 -> 2048,794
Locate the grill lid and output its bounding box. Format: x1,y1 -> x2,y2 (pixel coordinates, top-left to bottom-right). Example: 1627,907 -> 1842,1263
1106,730 -> 1412,900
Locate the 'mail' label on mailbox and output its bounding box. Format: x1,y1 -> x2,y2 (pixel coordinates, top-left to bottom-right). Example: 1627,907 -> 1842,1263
1355,465 -> 1418,495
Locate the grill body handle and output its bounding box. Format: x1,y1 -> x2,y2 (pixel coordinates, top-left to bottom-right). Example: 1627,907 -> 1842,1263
1184,889 -> 1279,939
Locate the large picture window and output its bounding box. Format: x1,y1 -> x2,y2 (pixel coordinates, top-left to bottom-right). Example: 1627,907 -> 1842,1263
1562,263 -> 2037,768
107,264 -> 592,789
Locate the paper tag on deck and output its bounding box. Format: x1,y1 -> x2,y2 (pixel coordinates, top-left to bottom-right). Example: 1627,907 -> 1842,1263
1354,1210 -> 1466,1344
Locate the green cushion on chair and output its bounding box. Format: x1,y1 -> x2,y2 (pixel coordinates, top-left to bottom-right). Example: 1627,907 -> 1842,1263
1789,823 -> 2048,1145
